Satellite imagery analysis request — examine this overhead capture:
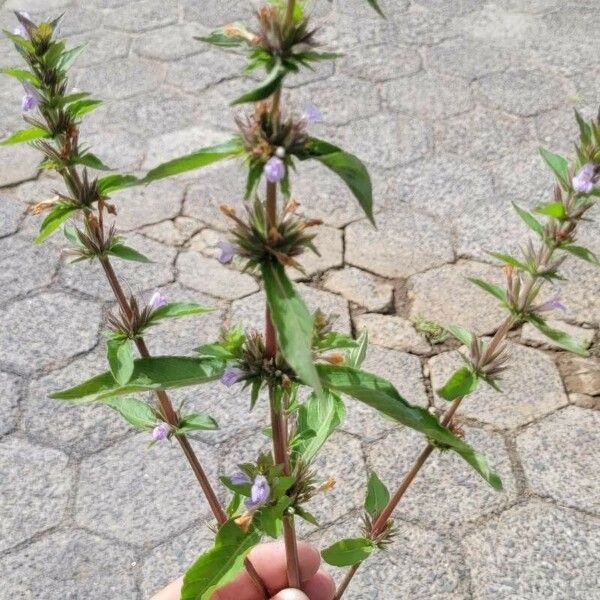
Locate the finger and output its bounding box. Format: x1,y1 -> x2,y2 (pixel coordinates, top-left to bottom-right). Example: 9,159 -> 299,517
301,570 -> 336,600
150,576 -> 183,600
214,542 -> 321,600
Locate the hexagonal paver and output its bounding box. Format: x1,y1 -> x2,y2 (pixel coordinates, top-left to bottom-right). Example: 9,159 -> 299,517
323,267 -> 393,313
0,196 -> 26,237
0,292 -> 101,374
23,351 -> 130,456
0,370 -> 20,436
341,345 -> 428,442
69,30 -> 130,68
475,69 -> 575,117
103,0 -> 178,32
0,143 -> 39,187
141,525 -> 214,598
0,437 -> 72,552
408,260 -> 508,336
60,234 -> 176,302
0,529 -> 139,599
345,209 -> 454,279
517,406 -> 600,514
229,284 -> 351,334
177,251 -> 258,300
428,341 -> 568,429
367,426 -> 516,530
464,502 -> 600,600
76,434 -> 219,547
180,0 -> 254,28
381,72 -> 473,119
294,225 -> 343,278
354,314 -> 431,355
338,43 -> 421,82
132,23 -> 206,61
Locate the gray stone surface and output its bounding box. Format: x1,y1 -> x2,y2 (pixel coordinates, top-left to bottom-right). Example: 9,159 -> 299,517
0,2 -> 599,598
517,407 -> 600,514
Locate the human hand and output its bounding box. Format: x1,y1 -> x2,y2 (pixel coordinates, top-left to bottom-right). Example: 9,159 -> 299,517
151,541 -> 335,600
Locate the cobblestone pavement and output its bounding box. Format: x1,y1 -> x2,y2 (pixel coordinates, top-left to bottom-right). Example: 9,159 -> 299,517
1,1 -> 599,599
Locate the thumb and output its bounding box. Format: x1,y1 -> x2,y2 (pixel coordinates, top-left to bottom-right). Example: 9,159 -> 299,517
271,589 -> 310,600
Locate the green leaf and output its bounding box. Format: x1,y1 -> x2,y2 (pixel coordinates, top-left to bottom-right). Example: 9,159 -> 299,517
76,152 -> 111,171
68,98 -> 102,118
295,391 -> 345,462
34,204 -> 78,244
525,316 -> 588,356
437,367 -> 480,402
107,339 -> 135,386
50,356 -> 225,401
182,521 -> 261,600
315,331 -> 358,350
445,324 -> 474,347
0,67 -> 39,84
366,0 -> 386,17
575,109 -> 592,146
512,203 -> 544,237
539,147 -> 570,188
467,278 -> 507,303
254,496 -> 292,539
245,162 -> 264,199
107,243 -> 151,263
143,138 -> 244,183
150,303 -> 213,323
231,61 -> 288,105
534,201 -> 567,220
1,126 -> 50,145
58,44 -> 85,70
97,174 -> 140,195
3,30 -> 34,52
322,538 -> 374,567
487,252 -> 529,271
364,472 -> 389,518
176,413 -> 219,434
346,329 -> 369,369
561,244 -> 600,266
299,137 -> 374,224
317,364 -> 502,489
261,261 -> 322,396
195,27 -> 249,48
104,397 -> 157,429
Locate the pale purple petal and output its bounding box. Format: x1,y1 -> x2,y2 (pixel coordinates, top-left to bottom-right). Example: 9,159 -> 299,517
149,290 -> 167,309
572,163 -> 595,193
302,103 -> 322,125
539,291 -> 567,313
13,12 -> 31,38
245,475 -> 270,509
21,81 -> 41,112
152,422 -> 170,441
220,366 -> 244,387
264,156 -> 285,183
230,472 -> 252,485
217,240 -> 236,265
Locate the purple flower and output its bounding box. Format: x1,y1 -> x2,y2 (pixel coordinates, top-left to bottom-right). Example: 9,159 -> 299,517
539,291 -> 567,313
220,366 -> 244,387
264,156 -> 285,183
217,240 -> 236,265
572,163 -> 595,194
152,422 -> 170,441
245,475 -> 270,509
230,472 -> 252,485
149,290 -> 167,309
21,81 -> 41,113
302,103 -> 322,125
13,11 -> 31,38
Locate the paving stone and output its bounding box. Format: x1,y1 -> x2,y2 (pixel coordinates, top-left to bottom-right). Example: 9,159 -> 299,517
569,392 -> 600,410
188,227 -> 223,258
368,425 -> 516,529
133,23 -> 207,61
495,0 -> 563,12
0,370 -> 20,437
0,437 -> 71,552
180,0 -> 255,28
393,4 -> 455,46
0,529 -> 139,599
60,234 -> 176,301
83,126 -> 146,173
141,525 -> 214,598
476,69 -> 575,117
0,143 -> 40,187
433,107 -> 534,161
77,434 -> 218,546
69,29 -> 130,68
381,72 -> 473,119
354,314 -> 431,355
338,42 -> 421,82
517,406 -> 599,513
323,266 -> 393,312
0,195 -> 25,237
521,319 -> 594,351
103,0 -> 178,32
229,284 -> 351,334
428,341 -> 568,429
304,431 -> 367,526
177,251 -> 258,300
408,260 -> 508,336
345,208 -> 454,279
73,58 -> 165,100
557,355 -> 600,397
534,107 -> 585,158
44,7 -> 104,37
294,225 -> 343,278
3,0 -> 71,9
0,292 -> 101,374
23,351 -> 131,456
140,219 -> 199,247
464,502 -> 600,600
341,345 -> 428,442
